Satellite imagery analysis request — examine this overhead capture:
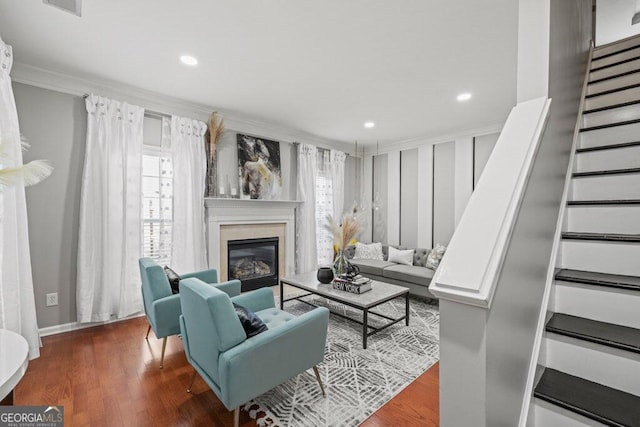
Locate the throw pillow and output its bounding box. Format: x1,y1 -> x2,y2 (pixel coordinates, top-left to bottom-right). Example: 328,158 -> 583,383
425,243 -> 447,270
164,266 -> 181,294
353,242 -> 384,260
388,246 -> 414,266
233,303 -> 268,338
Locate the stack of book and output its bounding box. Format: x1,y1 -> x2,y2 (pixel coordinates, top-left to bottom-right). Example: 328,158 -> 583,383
331,274 -> 372,294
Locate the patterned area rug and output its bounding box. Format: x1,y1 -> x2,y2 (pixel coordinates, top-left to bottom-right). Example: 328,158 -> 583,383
244,296 -> 440,426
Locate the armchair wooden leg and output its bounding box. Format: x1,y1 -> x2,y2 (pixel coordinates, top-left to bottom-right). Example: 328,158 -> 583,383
160,337 -> 167,369
233,407 -> 240,427
187,370 -> 197,393
145,325 -> 151,339
313,366 -> 326,397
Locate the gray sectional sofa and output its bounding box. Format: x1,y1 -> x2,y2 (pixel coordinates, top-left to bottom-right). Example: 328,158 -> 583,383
344,245 -> 436,299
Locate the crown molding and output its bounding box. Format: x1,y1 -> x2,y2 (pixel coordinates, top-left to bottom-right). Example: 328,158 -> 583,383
363,123 -> 505,156
10,62 -> 349,152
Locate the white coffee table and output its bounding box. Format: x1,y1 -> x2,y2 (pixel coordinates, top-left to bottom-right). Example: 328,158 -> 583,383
280,272 -> 410,349
0,329 -> 29,405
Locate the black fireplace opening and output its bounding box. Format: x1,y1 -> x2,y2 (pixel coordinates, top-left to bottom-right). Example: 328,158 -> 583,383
227,237 -> 279,291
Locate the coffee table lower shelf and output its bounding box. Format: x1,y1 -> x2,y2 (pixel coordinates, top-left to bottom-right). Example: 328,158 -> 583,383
280,278 -> 410,349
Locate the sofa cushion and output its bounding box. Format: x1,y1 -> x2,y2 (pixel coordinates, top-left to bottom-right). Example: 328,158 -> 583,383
350,259 -> 396,276
255,307 -> 296,330
382,264 -> 435,286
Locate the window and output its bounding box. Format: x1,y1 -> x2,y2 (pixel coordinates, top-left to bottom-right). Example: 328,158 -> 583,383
142,147 -> 173,265
315,149 -> 334,266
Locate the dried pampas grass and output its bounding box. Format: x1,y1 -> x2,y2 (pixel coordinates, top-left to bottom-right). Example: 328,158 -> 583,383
325,212 -> 362,251
0,136 -> 53,188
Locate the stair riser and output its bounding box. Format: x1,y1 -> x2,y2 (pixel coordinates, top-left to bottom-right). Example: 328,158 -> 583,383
587,72 -> 640,96
534,399 -> 608,427
575,145 -> 640,173
545,334 -> 640,396
584,86 -> 640,111
592,48 -> 640,70
594,37 -> 640,60
566,206 -> 640,234
583,103 -> 640,127
579,121 -> 640,147
571,173 -> 640,200
555,281 -> 640,328
561,241 -> 640,276
590,57 -> 640,82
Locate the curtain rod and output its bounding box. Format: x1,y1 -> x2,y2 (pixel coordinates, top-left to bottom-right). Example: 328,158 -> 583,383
82,93 -> 172,119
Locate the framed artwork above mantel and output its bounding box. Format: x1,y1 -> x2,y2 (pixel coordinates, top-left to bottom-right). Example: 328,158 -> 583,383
236,134 -> 283,200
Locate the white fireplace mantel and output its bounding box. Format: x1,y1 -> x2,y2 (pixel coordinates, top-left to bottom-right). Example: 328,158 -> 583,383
204,198 -> 302,279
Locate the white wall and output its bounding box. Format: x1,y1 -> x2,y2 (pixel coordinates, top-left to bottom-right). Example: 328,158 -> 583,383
597,0 -> 640,45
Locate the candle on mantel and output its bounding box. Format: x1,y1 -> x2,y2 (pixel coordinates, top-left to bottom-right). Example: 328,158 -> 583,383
231,188 -> 237,196
219,186 -> 225,196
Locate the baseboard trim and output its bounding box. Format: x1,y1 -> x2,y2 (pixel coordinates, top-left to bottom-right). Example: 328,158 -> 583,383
38,313 -> 145,337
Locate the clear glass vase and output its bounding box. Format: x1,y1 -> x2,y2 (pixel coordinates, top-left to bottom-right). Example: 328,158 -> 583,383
333,249 -> 349,277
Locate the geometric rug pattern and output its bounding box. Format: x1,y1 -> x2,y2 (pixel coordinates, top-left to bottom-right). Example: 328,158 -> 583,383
245,296 -> 439,426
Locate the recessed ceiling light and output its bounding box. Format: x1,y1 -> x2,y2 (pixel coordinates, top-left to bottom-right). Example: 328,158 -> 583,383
180,55 -> 198,66
364,121 -> 376,129
457,93 -> 472,101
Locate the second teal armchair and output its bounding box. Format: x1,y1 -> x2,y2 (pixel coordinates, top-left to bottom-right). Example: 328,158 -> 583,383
180,278 -> 329,427
138,258 -> 241,368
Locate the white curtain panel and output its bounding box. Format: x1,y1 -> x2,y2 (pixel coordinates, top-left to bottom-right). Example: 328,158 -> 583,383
296,143 -> 318,273
77,95 -> 144,323
168,116 -> 207,273
0,38 -> 41,358
330,150 -> 346,219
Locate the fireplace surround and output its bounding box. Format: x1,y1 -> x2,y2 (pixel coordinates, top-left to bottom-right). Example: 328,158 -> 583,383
205,198 -> 300,282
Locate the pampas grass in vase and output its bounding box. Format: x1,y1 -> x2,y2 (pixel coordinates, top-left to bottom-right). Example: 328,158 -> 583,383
325,212 -> 362,276
205,112 -> 224,197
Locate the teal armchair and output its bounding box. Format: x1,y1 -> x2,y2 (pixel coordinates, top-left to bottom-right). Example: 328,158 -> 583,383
179,278 -> 329,427
138,258 -> 241,368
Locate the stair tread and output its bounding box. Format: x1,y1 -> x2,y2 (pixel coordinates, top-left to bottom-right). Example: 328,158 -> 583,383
555,268 -> 640,291
580,118 -> 640,132
534,368 -> 640,426
562,232 -> 640,242
576,141 -> 640,152
546,313 -> 640,353
567,199 -> 640,205
573,167 -> 640,177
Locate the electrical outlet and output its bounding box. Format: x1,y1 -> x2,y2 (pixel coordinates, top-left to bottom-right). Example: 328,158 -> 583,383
46,292 -> 58,307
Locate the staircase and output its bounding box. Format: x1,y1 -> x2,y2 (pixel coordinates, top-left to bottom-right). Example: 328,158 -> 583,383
533,35 -> 640,426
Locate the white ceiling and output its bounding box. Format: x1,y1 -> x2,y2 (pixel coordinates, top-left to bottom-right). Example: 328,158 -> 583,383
0,0 -> 518,145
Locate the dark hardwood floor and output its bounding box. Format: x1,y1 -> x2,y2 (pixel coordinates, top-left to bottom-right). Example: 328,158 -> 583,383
16,316 -> 439,426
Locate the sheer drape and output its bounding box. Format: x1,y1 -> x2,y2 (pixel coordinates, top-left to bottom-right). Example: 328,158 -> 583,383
316,149 -> 334,266
330,150 -> 346,219
0,38 -> 41,358
296,143 -> 318,273
77,95 -> 144,322
169,116 -> 207,273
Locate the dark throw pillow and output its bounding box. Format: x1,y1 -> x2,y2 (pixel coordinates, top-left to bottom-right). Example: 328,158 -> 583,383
233,303 -> 268,338
164,266 -> 181,294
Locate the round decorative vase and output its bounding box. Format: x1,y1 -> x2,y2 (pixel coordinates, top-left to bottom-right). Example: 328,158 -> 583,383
317,267 -> 334,284
333,250 -> 350,277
